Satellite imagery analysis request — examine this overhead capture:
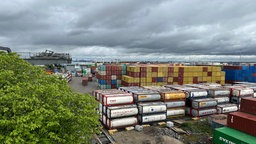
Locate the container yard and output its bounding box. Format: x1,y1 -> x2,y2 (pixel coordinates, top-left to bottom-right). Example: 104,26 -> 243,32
67,64 -> 256,144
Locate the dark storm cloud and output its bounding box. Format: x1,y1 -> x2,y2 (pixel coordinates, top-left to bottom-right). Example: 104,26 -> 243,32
1,0 -> 256,56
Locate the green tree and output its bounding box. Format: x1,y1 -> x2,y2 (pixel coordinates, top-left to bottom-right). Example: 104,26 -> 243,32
0,52 -> 100,144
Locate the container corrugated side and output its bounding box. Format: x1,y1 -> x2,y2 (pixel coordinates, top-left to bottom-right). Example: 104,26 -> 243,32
214,127 -> 256,144
227,111 -> 256,137
240,97 -> 256,115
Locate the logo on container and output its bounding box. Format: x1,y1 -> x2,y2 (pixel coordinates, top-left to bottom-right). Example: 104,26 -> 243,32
219,137 -> 235,144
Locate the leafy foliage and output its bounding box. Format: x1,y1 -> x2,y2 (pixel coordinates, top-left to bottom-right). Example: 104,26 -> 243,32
0,52 -> 100,143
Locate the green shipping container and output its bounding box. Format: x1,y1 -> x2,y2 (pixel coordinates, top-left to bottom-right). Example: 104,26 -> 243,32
214,127 -> 256,144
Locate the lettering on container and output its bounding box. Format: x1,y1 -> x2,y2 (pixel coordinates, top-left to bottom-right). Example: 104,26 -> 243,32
219,136 -> 236,144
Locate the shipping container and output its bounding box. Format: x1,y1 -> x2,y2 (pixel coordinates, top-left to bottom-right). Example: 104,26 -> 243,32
184,89 -> 208,98
138,113 -> 167,124
227,112 -> 256,137
164,100 -> 186,108
103,105 -> 138,118
105,116 -> 138,129
102,94 -> 134,106
192,98 -> 218,109
214,127 -> 256,144
208,88 -> 230,97
232,87 -> 254,97
167,108 -> 185,117
214,97 -> 230,104
133,92 -> 161,102
138,102 -> 167,114
191,107 -> 217,117
160,91 -> 186,101
240,97 -> 256,115
217,103 -> 238,114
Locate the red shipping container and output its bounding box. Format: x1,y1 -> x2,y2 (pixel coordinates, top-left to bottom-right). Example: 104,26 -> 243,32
240,98 -> 256,115
152,67 -> 158,72
168,72 -> 174,77
140,67 -> 146,72
227,112 -> 256,136
168,67 -> 174,72
207,72 -> 212,76
140,72 -> 146,78
203,67 -> 208,72
173,77 -> 178,82
179,67 -> 184,72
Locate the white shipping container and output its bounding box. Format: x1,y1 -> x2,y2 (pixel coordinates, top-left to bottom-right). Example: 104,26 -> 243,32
217,104 -> 238,114
167,108 -> 185,116
106,105 -> 138,118
214,97 -> 230,104
192,98 -> 218,109
232,88 -> 254,97
139,113 -> 166,123
208,89 -> 230,97
106,117 -> 138,129
186,90 -> 208,98
138,103 -> 167,114
164,101 -> 186,108
191,108 -> 217,117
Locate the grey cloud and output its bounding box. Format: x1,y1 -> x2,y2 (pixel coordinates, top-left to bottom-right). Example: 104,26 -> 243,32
1,0 -> 256,57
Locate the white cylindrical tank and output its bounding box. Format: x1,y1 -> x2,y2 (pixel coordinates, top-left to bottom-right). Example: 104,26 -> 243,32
106,105 -> 138,118
192,98 -> 218,109
164,101 -> 186,108
214,97 -> 230,104
103,94 -> 134,106
191,108 -> 217,117
186,90 -> 208,98
138,103 -> 167,114
167,108 -> 185,116
98,103 -> 103,113
217,104 -> 238,114
106,117 -> 138,129
208,89 -> 230,97
139,113 -> 166,124
232,88 -> 254,97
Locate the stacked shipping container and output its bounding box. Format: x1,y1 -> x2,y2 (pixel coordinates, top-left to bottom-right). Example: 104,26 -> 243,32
97,64 -> 126,89
122,65 -> 225,87
223,65 -> 256,84
93,89 -> 139,130
119,87 -> 167,124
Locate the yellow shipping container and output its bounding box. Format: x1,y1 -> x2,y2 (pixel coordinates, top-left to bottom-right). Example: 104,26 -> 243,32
146,78 -> 152,83
134,78 -> 140,83
162,67 -> 168,72
211,77 -> 216,82
203,72 -> 208,77
203,77 -> 208,81
216,77 -> 221,81
158,72 -> 164,77
221,76 -> 225,81
220,81 -> 225,85
221,71 -> 225,76
207,77 -> 212,82
174,73 -> 179,77
168,77 -> 173,82
198,77 -> 203,81
193,72 -> 199,77
146,67 -> 152,72
140,78 -> 146,83
146,73 -> 152,77
161,92 -> 186,100
174,67 -> 179,72
152,72 -> 158,77
163,72 -> 168,77
173,82 -> 178,85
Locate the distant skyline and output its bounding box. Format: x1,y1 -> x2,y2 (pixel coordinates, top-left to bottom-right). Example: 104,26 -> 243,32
1,0 -> 256,56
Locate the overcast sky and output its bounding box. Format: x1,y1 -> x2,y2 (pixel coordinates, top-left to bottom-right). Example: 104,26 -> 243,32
1,0 -> 256,57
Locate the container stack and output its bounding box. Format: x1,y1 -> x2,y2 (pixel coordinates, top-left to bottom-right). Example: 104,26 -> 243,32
142,86 -> 186,118
119,87 -> 167,124
165,85 -> 217,117
223,65 -> 256,84
214,97 -> 256,143
93,89 -> 139,130
233,82 -> 256,98
228,87 -> 254,107
97,64 -> 126,89
122,65 -> 225,87
187,83 -> 238,114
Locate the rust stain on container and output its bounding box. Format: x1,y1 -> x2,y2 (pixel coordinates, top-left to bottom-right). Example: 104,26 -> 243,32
227,111 -> 256,136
